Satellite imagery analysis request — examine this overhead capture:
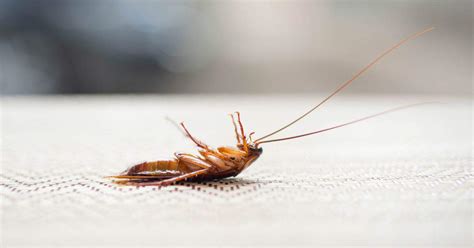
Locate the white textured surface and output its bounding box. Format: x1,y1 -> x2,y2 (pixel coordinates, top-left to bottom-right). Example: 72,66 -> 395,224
1,94 -> 472,247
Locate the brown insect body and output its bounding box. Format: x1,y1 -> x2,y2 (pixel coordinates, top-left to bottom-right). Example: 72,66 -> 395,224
112,113 -> 263,186
110,27 -> 434,187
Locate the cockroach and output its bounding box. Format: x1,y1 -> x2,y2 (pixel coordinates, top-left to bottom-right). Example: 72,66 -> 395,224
109,27 -> 434,187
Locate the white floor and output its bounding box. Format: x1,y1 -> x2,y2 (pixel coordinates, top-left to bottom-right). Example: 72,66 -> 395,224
1,94 -> 471,247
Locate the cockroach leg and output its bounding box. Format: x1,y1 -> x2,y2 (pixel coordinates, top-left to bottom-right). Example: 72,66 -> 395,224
160,169 -> 209,185
234,112 -> 245,137
175,153 -> 213,169
180,122 -> 210,149
229,113 -> 242,143
234,112 -> 248,152
165,116 -> 188,137
167,117 -> 212,149
120,169 -> 209,187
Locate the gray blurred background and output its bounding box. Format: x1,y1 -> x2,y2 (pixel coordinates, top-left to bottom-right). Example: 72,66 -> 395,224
0,0 -> 471,95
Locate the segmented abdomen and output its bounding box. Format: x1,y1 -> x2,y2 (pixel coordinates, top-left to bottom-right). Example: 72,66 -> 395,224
121,159 -> 180,176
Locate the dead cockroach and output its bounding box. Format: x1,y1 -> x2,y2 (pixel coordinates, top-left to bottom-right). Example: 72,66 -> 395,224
108,27 -> 434,187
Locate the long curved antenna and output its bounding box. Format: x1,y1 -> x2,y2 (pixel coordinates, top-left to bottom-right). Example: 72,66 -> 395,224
254,27 -> 434,143
255,102 -> 437,146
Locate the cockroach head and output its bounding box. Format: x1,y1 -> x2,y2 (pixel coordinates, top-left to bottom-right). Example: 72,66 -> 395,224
248,144 -> 263,155
236,143 -> 263,155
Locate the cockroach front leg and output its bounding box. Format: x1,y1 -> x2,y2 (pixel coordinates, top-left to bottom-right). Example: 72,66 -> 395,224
229,113 -> 242,143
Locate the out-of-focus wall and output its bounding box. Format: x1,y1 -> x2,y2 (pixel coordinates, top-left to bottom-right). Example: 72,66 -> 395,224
0,0 -> 471,95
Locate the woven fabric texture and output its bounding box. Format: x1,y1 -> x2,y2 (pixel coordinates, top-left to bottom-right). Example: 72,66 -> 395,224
1,95 -> 472,247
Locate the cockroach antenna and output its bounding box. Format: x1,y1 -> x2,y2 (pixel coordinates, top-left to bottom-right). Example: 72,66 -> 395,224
254,27 -> 435,143
254,102 -> 438,146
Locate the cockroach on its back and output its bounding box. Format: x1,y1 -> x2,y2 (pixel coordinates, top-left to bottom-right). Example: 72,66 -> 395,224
108,27 -> 434,187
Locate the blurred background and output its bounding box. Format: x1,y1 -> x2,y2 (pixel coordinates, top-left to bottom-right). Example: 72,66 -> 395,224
0,0 -> 471,95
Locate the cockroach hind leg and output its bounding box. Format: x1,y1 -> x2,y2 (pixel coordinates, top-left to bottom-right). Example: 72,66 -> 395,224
120,169 -> 209,187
